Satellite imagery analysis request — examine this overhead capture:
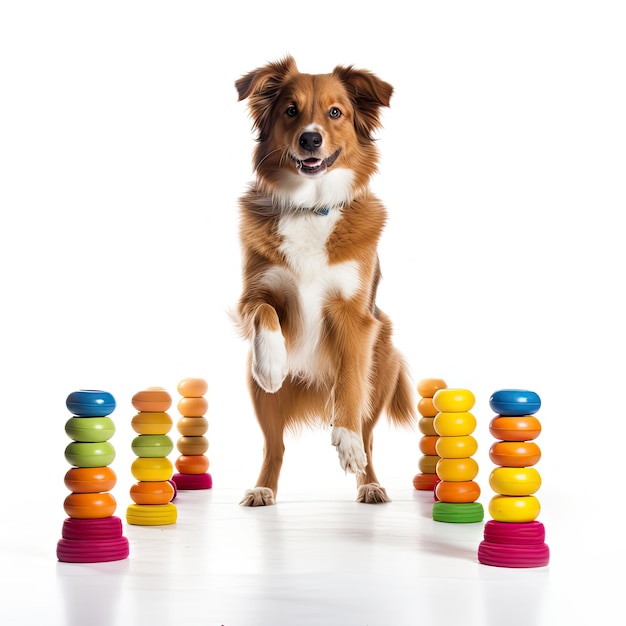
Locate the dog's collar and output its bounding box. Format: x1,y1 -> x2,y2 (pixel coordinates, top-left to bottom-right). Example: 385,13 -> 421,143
313,207 -> 330,216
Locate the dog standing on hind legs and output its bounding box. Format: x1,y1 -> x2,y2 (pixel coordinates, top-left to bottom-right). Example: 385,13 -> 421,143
233,56 -> 416,506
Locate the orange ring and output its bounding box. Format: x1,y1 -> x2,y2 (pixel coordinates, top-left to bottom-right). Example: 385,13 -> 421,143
177,396 -> 208,417
129,480 -> 175,505
175,454 -> 209,474
489,415 -> 542,441
177,377 -> 208,397
417,397 -> 438,417
418,436 -> 438,456
64,492 -> 117,519
131,387 -> 172,412
489,441 -> 541,467
417,378 -> 447,398
64,467 -> 117,493
435,480 -> 481,503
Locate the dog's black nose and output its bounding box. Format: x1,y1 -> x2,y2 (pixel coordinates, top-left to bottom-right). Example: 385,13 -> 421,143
299,132 -> 322,152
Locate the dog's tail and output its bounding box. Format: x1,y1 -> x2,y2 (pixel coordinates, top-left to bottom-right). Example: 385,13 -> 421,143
386,356 -> 417,428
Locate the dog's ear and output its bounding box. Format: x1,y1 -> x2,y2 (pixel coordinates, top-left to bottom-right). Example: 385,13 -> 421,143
332,65 -> 393,141
235,55 -> 298,137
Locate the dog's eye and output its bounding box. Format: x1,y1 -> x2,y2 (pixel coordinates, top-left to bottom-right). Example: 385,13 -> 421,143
329,107 -> 342,119
286,105 -> 298,117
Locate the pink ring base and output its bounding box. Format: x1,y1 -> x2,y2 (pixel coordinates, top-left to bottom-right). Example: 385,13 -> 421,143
171,473 -> 213,490
482,520 -> 545,545
57,536 -> 129,563
478,540 -> 550,568
61,516 -> 123,541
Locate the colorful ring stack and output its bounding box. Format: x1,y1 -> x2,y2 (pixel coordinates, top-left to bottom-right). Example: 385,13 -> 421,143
478,389 -> 549,567
432,388 -> 484,523
126,387 -> 177,526
172,377 -> 213,490
413,378 -> 447,491
57,390 -> 129,563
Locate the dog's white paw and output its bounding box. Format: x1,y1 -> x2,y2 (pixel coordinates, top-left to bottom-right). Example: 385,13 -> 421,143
331,426 -> 367,474
251,327 -> 288,393
356,482 -> 391,504
240,487 -> 276,507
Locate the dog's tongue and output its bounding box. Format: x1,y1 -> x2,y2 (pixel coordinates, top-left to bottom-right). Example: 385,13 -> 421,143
303,158 -> 323,167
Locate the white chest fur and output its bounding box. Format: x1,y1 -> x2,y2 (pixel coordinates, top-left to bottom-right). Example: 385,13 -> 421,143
277,211 -> 361,378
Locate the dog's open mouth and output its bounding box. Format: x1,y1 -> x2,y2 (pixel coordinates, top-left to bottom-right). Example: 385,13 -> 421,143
291,149 -> 341,176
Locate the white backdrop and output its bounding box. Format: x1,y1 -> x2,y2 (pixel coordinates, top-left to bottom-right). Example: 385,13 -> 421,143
1,1 -> 625,514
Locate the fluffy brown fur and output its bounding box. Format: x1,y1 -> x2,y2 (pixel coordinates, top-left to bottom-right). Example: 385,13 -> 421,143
234,56 -> 415,506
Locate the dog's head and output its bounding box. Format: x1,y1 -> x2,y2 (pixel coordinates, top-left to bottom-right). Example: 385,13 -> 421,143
236,55 -> 393,210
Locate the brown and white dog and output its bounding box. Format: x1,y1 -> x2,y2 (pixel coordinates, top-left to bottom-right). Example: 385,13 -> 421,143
234,56 -> 415,506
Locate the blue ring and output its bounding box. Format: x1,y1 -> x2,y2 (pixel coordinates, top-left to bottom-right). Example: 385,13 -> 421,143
66,390 -> 116,417
489,389 -> 541,416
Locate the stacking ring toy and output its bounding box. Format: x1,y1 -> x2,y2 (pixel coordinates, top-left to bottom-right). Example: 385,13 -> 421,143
177,377 -> 208,397
489,467 -> 542,496
64,416 -> 115,443
177,416 -> 209,437
435,480 -> 480,503
126,503 -> 177,526
488,495 -> 540,523
64,466 -> 117,493
418,417 -> 437,436
66,390 -> 116,417
417,397 -> 438,418
482,520 -> 546,545
131,412 -> 173,435
175,454 -> 209,475
489,441 -> 541,467
412,473 -> 439,490
489,415 -> 542,441
418,455 -> 439,474
417,378 -> 447,398
177,396 -> 209,417
131,387 -> 172,412
418,436 -> 439,456
436,435 -> 478,459
436,457 -> 479,482
63,492 -> 117,519
64,441 -> 116,467
433,388 -> 475,413
478,539 -> 549,568
489,389 -> 541,416
172,473 -> 213,490
130,480 -> 175,505
61,516 -> 123,541
433,412 -> 477,437
57,536 -> 129,563
131,434 -> 174,458
432,501 -> 484,523
131,456 -> 174,481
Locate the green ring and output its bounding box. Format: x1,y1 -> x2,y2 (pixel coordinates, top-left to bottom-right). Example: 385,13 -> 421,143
433,501 -> 484,523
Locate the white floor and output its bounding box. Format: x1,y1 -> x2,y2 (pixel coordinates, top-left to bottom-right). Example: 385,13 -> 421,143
1,465 -> 619,626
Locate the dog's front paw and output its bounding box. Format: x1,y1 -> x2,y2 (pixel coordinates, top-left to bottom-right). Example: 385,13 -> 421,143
357,482 -> 391,504
331,426 -> 367,474
251,327 -> 288,393
240,487 -> 276,507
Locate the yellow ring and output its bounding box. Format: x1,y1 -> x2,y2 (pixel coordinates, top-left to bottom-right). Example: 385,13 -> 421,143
488,495 -> 540,523
433,388 -> 475,412
436,457 -> 479,482
433,411 -> 476,436
489,467 -> 542,496
435,435 -> 478,459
